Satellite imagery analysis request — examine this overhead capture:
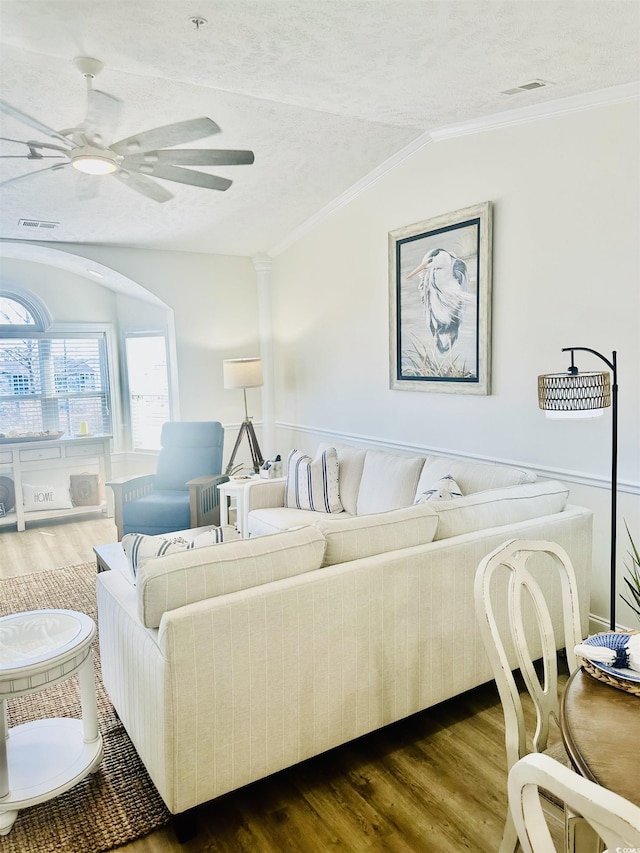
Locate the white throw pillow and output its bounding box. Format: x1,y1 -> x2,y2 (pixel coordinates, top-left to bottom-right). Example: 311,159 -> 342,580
415,475 -> 463,503
22,482 -> 73,512
122,525 -> 240,581
284,448 -> 343,513
356,450 -> 425,515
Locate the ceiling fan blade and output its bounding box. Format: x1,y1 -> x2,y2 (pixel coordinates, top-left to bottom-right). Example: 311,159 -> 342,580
121,148 -> 255,168
0,100 -> 73,147
112,169 -> 174,202
0,162 -> 70,188
0,137 -> 71,161
135,163 -> 232,191
79,89 -> 122,146
110,117 -> 220,155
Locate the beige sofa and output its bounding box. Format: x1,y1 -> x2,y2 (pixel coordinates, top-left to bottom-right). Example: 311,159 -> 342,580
96,458 -> 593,815
245,442 -> 547,537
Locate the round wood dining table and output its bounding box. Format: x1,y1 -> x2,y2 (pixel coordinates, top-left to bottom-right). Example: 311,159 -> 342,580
560,667 -> 640,807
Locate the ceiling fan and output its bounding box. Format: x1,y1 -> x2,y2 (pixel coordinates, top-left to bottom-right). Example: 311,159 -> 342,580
0,57 -> 254,202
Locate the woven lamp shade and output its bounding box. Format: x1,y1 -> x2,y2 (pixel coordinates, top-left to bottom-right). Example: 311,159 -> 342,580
538,370 -> 611,419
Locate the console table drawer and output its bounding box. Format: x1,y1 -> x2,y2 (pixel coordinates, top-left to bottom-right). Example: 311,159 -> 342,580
19,446 -> 62,462
0,451 -> 12,464
65,442 -> 103,459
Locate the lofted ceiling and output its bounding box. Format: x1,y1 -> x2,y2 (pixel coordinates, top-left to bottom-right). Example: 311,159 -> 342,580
0,1 -> 638,257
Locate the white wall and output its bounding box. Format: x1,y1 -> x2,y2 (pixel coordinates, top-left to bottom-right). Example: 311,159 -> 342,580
1,257 -> 118,323
270,99 -> 640,629
0,245 -> 263,471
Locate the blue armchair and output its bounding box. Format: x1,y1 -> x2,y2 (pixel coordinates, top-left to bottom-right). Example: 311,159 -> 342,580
107,421 -> 228,540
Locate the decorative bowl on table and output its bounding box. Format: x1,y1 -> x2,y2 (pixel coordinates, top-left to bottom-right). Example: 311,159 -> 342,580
0,431 -> 64,444
577,632 -> 640,696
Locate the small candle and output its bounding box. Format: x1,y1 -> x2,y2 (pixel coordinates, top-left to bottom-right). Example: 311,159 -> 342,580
79,421 -> 88,436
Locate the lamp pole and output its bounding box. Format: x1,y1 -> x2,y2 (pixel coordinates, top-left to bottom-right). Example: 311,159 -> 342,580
561,347 -> 618,631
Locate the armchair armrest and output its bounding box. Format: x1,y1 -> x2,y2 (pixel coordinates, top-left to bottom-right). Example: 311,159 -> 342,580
107,474 -> 156,541
186,474 -> 229,529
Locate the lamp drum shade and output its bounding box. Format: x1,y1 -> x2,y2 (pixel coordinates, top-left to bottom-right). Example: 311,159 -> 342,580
223,358 -> 263,389
538,370 -> 611,418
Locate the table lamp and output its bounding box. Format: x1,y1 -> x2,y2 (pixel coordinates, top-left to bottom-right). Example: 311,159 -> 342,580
538,346 -> 618,630
223,357 -> 264,474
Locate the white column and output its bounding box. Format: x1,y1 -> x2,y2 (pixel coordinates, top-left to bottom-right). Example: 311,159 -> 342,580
253,255 -> 276,458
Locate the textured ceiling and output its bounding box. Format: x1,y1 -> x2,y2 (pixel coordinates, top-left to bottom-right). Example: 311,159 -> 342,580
0,1 -> 638,256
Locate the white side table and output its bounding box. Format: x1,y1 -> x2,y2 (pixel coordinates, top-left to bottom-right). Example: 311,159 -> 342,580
218,477 -> 286,538
0,609 -> 103,835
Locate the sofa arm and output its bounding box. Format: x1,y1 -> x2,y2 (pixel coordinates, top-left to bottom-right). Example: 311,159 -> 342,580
186,473 -> 229,529
244,478 -> 286,511
107,474 -> 156,541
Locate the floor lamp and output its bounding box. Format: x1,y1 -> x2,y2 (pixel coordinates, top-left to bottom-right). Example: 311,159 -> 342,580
223,357 -> 265,475
538,347 -> 618,631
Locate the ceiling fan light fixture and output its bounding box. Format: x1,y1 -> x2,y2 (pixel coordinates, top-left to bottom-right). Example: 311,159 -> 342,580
71,146 -> 119,175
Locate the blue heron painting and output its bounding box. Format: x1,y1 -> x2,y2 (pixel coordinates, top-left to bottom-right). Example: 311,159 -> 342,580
406,247 -> 472,355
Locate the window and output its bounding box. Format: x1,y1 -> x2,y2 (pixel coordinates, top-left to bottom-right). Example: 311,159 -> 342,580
0,296 -> 37,326
1,286 -> 111,438
0,335 -> 111,437
124,333 -> 170,451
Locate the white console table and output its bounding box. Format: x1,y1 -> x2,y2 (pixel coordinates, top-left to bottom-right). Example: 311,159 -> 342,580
0,435 -> 113,532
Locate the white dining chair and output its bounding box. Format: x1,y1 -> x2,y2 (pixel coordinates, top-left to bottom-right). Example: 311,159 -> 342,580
509,753 -> 640,853
474,539 -> 589,853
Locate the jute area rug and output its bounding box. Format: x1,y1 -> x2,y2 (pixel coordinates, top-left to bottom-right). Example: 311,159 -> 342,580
0,563 -> 171,853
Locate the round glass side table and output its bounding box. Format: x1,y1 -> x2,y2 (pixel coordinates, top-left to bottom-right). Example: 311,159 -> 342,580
0,609 -> 103,835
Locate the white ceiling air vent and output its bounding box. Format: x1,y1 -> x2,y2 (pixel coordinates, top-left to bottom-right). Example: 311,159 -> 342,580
18,219 -> 60,230
501,79 -> 553,95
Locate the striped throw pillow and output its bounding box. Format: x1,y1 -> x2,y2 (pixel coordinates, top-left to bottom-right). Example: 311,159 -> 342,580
415,474 -> 463,503
284,448 -> 343,513
122,525 -> 240,581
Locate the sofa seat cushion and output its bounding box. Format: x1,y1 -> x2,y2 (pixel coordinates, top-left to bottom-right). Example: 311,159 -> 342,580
122,489 -> 190,536
249,506 -> 353,537
415,457 -> 535,500
137,526 -> 327,628
356,450 -> 425,515
313,503 -> 439,567
430,480 -> 569,541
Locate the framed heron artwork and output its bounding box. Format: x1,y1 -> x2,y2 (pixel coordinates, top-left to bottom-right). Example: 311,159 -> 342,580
389,201 -> 492,395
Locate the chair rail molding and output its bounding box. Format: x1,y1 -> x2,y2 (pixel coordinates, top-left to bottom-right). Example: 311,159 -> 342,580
274,421 -> 640,497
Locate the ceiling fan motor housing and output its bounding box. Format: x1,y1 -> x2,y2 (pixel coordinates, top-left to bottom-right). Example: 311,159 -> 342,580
71,145 -> 120,174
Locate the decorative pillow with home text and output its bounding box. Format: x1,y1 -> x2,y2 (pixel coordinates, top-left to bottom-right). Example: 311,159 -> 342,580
122,524 -> 241,581
284,447 -> 343,513
22,482 -> 73,512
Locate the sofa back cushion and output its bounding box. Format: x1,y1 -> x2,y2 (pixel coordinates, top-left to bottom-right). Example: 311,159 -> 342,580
430,480 -> 569,541
316,442 -> 367,516
313,503 -> 439,567
414,456 -> 536,499
356,450 -> 425,515
137,526 -> 327,628
284,448 -> 343,513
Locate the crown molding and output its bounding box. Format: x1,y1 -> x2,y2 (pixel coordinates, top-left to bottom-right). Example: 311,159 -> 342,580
268,130 -> 433,257
429,81 -> 639,142
268,82 -> 639,258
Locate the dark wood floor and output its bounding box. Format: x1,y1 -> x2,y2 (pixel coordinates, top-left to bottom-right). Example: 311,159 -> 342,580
0,516 -> 561,852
